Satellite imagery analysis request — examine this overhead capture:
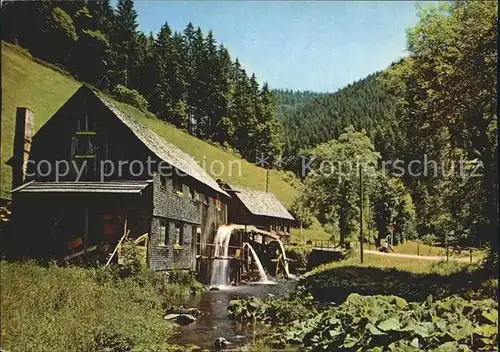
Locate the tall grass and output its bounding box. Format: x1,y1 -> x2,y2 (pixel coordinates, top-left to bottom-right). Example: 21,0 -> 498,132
0,261 -> 183,352
305,252 -> 471,276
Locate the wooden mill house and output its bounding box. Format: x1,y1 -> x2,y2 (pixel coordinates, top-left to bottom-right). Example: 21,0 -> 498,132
7,85 -> 229,272
218,181 -> 294,244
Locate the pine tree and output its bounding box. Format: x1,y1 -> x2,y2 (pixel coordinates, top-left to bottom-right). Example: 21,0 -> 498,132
87,0 -> 114,33
213,44 -> 235,144
150,22 -> 172,121
202,30 -> 219,139
191,27 -> 206,137
112,0 -> 138,87
259,83 -> 285,165
182,23 -> 196,134
169,32 -> 188,129
132,32 -> 156,98
232,60 -> 254,159
246,73 -> 261,161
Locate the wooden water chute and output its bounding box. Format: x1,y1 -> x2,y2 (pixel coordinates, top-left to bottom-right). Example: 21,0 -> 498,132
195,224 -> 282,284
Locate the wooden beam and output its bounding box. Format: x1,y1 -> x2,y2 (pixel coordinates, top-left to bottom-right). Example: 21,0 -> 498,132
65,245 -> 97,260
83,206 -> 89,258
104,215 -> 128,268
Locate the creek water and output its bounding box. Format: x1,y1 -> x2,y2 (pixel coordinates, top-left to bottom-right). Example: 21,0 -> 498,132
210,225 -> 236,286
169,281 -> 294,349
276,239 -> 293,279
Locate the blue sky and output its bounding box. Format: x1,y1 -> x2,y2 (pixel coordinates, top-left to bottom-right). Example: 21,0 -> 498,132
124,1 -> 424,92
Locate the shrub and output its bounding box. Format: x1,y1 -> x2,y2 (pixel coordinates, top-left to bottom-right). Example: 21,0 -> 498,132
479,278 -> 498,299
422,233 -> 437,246
241,340 -> 273,352
286,245 -> 313,268
111,84 -> 149,112
429,260 -> 467,276
119,238 -> 143,277
228,295 -> 316,325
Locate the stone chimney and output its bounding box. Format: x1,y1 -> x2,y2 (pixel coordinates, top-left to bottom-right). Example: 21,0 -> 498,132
11,107 -> 34,189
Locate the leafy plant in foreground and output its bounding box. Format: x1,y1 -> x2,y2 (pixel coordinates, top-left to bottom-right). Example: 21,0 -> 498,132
228,295 -> 316,325
268,294 -> 497,351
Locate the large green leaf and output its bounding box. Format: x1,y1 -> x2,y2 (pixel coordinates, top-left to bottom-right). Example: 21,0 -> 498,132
446,323 -> 474,341
410,337 -> 419,348
327,327 -> 342,338
473,324 -> 497,338
394,296 -> 408,309
481,310 -> 498,324
378,317 -> 401,332
366,323 -> 386,336
402,321 -> 435,338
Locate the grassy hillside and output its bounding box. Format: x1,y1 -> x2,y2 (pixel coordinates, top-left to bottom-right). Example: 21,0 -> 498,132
0,42 -> 301,207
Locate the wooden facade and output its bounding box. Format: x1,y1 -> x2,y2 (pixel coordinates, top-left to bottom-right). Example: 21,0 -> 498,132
218,182 -> 295,244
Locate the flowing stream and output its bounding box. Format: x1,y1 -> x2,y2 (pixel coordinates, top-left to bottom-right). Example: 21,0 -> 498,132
210,225 -> 236,287
243,242 -> 269,282
277,239 -> 293,279
171,228 -> 297,349
169,283 -> 294,349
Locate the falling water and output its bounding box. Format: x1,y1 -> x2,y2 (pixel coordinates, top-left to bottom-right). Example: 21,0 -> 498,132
243,242 -> 269,282
210,225 -> 235,286
277,239 -> 293,279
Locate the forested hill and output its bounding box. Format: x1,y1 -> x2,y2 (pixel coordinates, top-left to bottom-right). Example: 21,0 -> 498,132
281,71 -> 399,164
271,89 -> 327,120
1,0 -> 283,164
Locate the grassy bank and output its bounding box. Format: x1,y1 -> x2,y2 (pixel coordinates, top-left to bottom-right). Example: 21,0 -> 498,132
302,252 -> 497,303
237,253 -> 498,351
0,261 -> 199,352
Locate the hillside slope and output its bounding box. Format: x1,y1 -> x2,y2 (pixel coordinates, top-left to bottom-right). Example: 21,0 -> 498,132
0,42 -> 300,206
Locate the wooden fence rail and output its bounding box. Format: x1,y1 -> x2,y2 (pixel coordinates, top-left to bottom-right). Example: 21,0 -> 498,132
313,239 -> 337,249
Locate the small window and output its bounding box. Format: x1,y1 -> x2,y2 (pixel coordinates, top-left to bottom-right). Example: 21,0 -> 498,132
203,194 -> 209,206
195,226 -> 201,253
192,226 -> 198,246
172,173 -> 183,194
77,114 -> 95,131
174,222 -> 183,247
160,176 -> 167,187
74,114 -> 96,159
159,219 -> 167,246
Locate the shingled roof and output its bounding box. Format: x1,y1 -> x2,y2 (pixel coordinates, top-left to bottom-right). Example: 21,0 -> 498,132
91,89 -> 228,197
7,85 -> 228,196
11,180 -> 152,194
227,184 -> 294,220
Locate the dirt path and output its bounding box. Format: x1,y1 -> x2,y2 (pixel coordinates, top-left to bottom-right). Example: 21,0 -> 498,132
363,249 -> 476,263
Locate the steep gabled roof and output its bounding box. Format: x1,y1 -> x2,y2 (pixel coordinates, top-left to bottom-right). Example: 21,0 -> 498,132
226,184 -> 294,220
11,180 -> 152,194
9,85 -> 228,197
92,90 -> 228,196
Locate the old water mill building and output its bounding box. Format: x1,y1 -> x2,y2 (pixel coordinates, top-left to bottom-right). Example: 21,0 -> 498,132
6,84 -> 294,283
